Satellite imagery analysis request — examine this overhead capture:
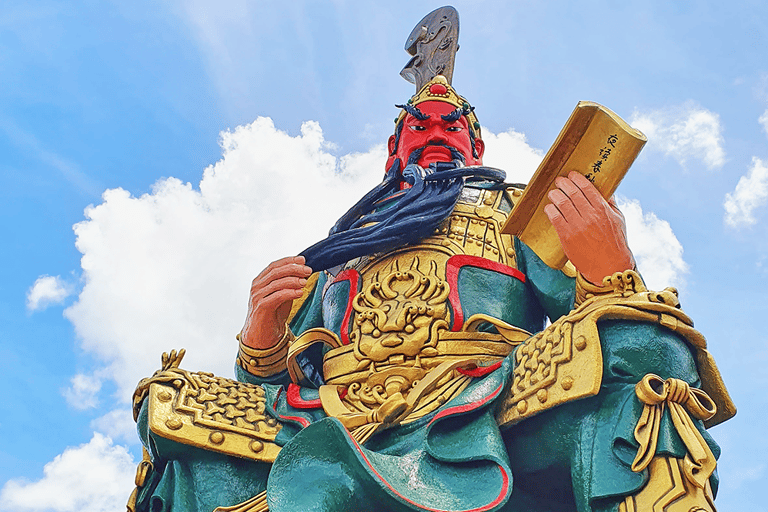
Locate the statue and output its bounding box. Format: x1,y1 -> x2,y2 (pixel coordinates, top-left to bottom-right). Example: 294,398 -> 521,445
129,7 -> 735,512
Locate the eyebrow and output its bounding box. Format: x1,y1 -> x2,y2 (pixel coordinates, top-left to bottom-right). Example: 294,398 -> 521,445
395,103 -> 430,121
440,107 -> 464,123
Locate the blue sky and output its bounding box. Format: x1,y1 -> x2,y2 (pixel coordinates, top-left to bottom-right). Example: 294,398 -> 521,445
1,1 -> 767,510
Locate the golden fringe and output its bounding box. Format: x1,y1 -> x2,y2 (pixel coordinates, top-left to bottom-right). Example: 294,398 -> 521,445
213,490 -> 269,512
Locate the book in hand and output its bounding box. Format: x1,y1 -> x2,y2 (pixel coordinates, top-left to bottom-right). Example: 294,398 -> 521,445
501,101 -> 647,270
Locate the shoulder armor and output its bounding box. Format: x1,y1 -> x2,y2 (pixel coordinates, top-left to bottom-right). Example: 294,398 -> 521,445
496,271 -> 736,429
134,351 -> 282,462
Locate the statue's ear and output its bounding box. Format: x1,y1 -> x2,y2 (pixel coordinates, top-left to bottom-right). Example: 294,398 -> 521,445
388,134 -> 397,156
475,138 -> 485,159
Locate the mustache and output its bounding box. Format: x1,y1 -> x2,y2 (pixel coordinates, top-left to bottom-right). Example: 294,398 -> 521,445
407,142 -> 466,166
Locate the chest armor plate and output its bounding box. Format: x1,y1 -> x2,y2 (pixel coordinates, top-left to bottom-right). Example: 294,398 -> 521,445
309,185 -> 541,429
320,185 -> 538,373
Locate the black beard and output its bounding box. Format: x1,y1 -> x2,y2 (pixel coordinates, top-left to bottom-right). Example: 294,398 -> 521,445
407,142 -> 466,166
299,157 -> 506,273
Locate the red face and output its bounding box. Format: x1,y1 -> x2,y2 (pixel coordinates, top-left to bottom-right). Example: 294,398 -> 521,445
386,100 -> 484,171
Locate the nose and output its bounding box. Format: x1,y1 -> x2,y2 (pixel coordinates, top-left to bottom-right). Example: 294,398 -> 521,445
426,125 -> 448,143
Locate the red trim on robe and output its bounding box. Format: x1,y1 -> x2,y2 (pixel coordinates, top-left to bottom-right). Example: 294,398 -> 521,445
332,269 -> 361,345
428,382 -> 505,427
273,388 -> 310,428
286,383 -> 323,409
457,360 -> 503,378
445,255 -> 526,331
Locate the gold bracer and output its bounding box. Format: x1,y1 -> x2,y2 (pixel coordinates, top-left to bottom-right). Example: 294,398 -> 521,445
496,270 -> 736,429
236,327 -> 294,378
132,350 -> 282,463
574,270 -> 620,306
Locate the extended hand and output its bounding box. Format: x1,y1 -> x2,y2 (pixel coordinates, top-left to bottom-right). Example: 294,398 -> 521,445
543,171 -> 635,285
240,256 -> 313,350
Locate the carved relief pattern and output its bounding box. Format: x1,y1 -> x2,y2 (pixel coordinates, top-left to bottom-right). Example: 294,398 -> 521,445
324,187 -> 523,428
503,314 -> 602,422
619,457 -> 717,512
170,373 -> 278,433
146,366 -> 282,462
513,321 -> 571,399
343,256 -> 460,423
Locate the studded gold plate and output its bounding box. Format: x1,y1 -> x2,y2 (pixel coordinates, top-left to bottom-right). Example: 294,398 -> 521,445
497,270 -> 736,428
147,373 -> 282,462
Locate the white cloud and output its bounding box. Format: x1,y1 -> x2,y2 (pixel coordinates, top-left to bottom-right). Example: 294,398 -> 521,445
481,128 -> 544,183
62,372 -> 104,410
631,102 -> 725,170
724,157 -> 768,228
26,275 -> 73,311
760,109 -> 768,138
90,409 -> 139,445
0,433 -> 135,512
617,197 -> 688,291
63,118 -> 383,401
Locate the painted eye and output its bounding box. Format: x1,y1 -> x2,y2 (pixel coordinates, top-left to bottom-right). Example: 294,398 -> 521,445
409,125 -> 426,131
446,126 -> 462,132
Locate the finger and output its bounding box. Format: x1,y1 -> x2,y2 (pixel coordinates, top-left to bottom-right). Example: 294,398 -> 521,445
252,261 -> 312,290
544,203 -> 568,231
252,275 -> 308,302
259,256 -> 303,275
255,287 -> 305,315
555,175 -> 594,214
547,188 -> 581,222
568,171 -> 606,209
255,256 -> 311,280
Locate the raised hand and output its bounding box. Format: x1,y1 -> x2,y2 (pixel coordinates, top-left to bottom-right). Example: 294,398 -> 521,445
240,256 -> 313,350
543,171 -> 635,285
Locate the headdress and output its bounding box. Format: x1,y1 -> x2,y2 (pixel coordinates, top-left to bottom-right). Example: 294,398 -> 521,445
395,6 -> 481,139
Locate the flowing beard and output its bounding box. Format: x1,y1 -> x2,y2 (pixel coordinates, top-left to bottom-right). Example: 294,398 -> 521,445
299,157 -> 506,273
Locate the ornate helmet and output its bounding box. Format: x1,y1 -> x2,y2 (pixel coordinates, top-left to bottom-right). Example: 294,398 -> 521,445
395,75 -> 482,140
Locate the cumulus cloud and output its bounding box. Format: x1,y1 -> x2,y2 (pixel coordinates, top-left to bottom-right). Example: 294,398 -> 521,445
724,157 -> 768,228
617,197 -> 688,290
0,433 -> 135,512
481,128 -> 544,183
760,109 -> 768,137
631,102 -> 725,170
90,409 -> 139,445
26,275 -> 73,311
63,118 -> 382,401
62,372 -> 104,410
